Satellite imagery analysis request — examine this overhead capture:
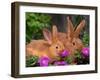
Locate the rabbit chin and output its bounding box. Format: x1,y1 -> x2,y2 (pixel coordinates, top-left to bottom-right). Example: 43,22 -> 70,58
51,50 -> 64,61
51,56 -> 61,62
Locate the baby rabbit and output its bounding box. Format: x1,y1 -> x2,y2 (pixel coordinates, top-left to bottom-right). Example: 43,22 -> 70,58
26,26 -> 65,62
65,17 -> 85,54
57,17 -> 86,63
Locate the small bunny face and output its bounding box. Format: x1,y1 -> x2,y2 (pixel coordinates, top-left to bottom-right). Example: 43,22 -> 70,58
64,38 -> 83,55
72,38 -> 84,51
49,40 -> 65,58
43,25 -> 65,61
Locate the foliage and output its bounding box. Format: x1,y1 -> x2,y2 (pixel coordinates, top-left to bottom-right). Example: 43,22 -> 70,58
26,12 -> 52,43
75,50 -> 89,64
72,15 -> 84,27
82,31 -> 89,47
26,56 -> 38,67
64,56 -> 74,64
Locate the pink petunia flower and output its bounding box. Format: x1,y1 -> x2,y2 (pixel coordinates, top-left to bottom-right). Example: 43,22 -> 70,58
82,47 -> 89,57
38,57 -> 50,66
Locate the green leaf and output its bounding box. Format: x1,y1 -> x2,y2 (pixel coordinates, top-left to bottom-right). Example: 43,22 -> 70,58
26,56 -> 39,67
64,56 -> 73,64
74,50 -> 82,59
82,32 -> 89,47
26,13 -> 52,43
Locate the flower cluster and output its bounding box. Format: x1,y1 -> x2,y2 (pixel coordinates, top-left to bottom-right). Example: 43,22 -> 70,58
38,57 -> 50,66
38,48 -> 89,66
26,47 -> 89,67
38,50 -> 69,66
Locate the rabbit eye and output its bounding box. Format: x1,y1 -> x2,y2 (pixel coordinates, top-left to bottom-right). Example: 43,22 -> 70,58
73,42 -> 75,45
56,46 -> 58,49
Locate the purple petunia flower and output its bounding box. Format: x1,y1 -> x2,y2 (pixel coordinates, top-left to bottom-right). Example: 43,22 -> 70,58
81,47 -> 89,57
38,57 -> 50,66
54,61 -> 68,66
60,50 -> 69,57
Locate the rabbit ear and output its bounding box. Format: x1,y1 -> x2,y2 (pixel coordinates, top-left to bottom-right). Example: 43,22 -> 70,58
74,20 -> 85,37
43,28 -> 52,45
67,17 -> 74,40
52,25 -> 58,41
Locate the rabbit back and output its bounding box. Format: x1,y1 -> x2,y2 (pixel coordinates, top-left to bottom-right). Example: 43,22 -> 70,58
26,40 -> 50,58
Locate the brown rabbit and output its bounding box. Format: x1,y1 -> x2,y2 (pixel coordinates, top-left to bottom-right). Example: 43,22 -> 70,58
65,17 -> 85,54
26,26 -> 65,62
57,17 -> 86,63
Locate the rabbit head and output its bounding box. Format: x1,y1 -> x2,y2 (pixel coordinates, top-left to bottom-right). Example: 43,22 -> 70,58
43,25 -> 65,60
64,17 -> 86,55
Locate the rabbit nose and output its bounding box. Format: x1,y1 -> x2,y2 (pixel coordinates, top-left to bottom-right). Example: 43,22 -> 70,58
57,50 -> 64,55
59,47 -> 64,51
60,50 -> 65,53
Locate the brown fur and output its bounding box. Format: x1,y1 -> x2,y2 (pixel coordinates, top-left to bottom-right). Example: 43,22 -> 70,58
57,17 -> 86,63
58,17 -> 85,54
26,26 -> 65,62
